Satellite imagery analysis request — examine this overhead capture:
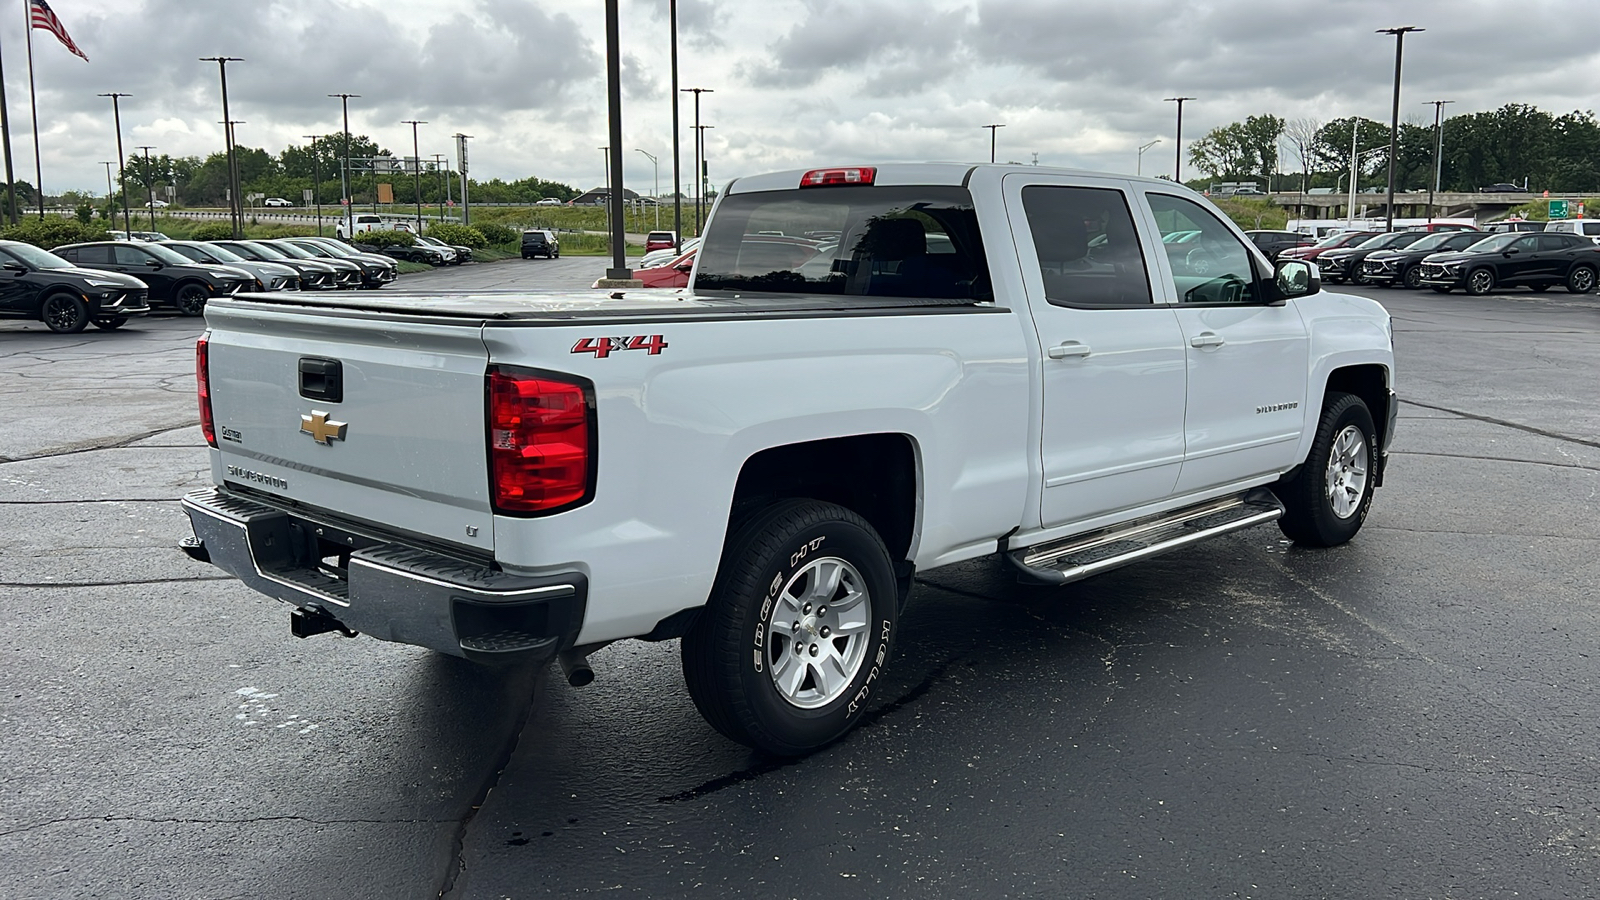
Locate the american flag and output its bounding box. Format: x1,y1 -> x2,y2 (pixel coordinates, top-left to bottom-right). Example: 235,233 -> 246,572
31,1 -> 89,62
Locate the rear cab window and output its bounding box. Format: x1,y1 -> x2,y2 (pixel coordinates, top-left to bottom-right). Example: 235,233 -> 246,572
693,185 -> 991,301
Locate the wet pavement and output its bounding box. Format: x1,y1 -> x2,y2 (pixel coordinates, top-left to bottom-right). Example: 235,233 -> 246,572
2,269 -> 1597,898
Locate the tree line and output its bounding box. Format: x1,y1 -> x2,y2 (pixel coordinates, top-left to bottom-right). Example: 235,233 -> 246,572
1188,104 -> 1600,193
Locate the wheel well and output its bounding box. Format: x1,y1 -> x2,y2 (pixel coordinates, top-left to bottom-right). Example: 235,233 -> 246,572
35,287 -> 80,318
1324,365 -> 1390,451
729,433 -> 918,565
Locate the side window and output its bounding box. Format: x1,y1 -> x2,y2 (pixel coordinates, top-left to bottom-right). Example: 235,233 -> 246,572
1510,235 -> 1539,253
72,245 -> 111,266
113,245 -> 150,266
1583,223 -> 1600,237
1534,234 -> 1566,252
1020,185 -> 1152,307
1146,193 -> 1259,304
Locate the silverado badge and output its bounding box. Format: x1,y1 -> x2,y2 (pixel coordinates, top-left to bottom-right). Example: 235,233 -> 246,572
300,410 -> 348,445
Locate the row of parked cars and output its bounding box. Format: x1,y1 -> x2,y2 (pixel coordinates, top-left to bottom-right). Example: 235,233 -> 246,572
1252,221 -> 1600,295
0,234 -> 404,334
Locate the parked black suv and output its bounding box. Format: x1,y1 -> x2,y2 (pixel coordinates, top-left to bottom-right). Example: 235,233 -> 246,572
53,241 -> 251,316
1244,230 -> 1314,262
1359,230 -> 1486,288
0,239 -> 149,332
209,240 -> 343,290
1418,232 -> 1600,295
521,230 -> 559,259
273,237 -> 398,289
1316,231 -> 1430,284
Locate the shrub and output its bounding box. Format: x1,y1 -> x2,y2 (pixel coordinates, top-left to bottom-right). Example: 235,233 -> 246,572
0,219 -> 111,249
426,222 -> 488,248
360,229 -> 416,248
475,222 -> 517,246
189,222 -> 234,242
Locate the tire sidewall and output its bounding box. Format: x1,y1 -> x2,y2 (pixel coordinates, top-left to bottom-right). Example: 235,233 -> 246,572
722,506 -> 897,754
1308,397 -> 1378,544
1466,268 -> 1494,295
175,284 -> 209,316
1403,265 -> 1423,289
42,293 -> 88,333
1568,265 -> 1595,294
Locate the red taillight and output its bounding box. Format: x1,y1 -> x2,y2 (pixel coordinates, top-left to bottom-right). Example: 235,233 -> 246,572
197,335 -> 216,448
487,367 -> 593,515
799,167 -> 876,187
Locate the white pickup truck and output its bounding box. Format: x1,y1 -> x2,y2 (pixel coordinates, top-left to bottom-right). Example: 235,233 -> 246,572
181,164 -> 1395,755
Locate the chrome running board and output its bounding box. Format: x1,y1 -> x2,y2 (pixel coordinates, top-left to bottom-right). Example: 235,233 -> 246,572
1008,488 -> 1285,585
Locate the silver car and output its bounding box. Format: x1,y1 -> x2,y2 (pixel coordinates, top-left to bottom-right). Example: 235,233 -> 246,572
162,240 -> 300,291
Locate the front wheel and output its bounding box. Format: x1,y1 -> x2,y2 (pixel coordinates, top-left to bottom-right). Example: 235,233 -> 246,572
42,293 -> 89,333
173,283 -> 209,316
1273,392 -> 1377,547
682,500 -> 898,756
1402,265 -> 1424,289
1465,268 -> 1495,296
1567,265 -> 1596,294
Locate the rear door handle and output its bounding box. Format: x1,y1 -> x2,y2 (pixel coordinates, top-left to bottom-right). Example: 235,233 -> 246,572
1047,341 -> 1092,360
1189,332 -> 1225,349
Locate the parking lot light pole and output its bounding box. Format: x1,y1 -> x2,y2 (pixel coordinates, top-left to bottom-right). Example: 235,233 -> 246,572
636,149 -> 659,230
100,161 -> 114,218
329,93 -> 358,239
200,58 -> 243,238
1137,139 -> 1160,176
402,119 -> 425,234
431,153 -> 447,220
1424,99 -> 1453,224
670,0 -> 681,251
1164,97 -> 1195,182
97,92 -> 132,236
136,145 -> 156,229
982,124 -> 1004,163
302,134 -> 323,235
682,87 -> 712,235
1378,26 -> 1423,233
601,0 -> 632,282
695,125 -> 714,225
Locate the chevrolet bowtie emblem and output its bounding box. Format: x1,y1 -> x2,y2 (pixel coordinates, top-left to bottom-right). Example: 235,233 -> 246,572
300,410 -> 348,445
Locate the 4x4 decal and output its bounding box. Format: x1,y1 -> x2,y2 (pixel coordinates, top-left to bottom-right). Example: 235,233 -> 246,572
571,335 -> 669,358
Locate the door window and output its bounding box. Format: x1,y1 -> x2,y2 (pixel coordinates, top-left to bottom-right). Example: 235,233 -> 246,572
1020,185 -> 1151,307
1147,193 -> 1260,305
113,245 -> 151,266
1538,234 -> 1576,251
71,245 -> 112,265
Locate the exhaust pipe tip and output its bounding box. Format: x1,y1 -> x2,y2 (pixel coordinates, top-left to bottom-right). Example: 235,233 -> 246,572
557,650 -> 594,687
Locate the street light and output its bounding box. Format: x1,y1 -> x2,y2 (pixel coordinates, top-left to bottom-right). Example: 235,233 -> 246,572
136,145 -> 156,229
1377,26 -> 1424,232
401,119 -> 426,233
96,92 -> 131,236
1137,139 -> 1161,176
982,124 -> 1005,164
1164,96 -> 1195,182
200,57 -> 243,238
302,134 -> 323,235
681,87 -> 713,235
328,93 -> 359,238
636,148 -> 659,230
100,161 -> 114,220
1424,99 -> 1454,224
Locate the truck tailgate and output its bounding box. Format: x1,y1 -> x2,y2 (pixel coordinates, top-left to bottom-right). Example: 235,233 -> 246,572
204,302 -> 494,554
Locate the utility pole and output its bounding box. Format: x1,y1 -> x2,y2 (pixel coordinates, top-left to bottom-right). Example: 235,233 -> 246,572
1164,97 -> 1195,183
200,57 -> 243,238
1348,120 -> 1361,229
599,0 -> 634,284
431,153 -> 447,221
637,148 -> 659,230
681,87 -> 713,235
302,134 -> 323,236
136,145 -> 156,229
402,119 -> 425,233
100,161 -> 113,219
453,133 -> 471,226
670,0 -> 681,250
329,93 -> 358,238
97,92 -> 131,235
1378,26 -> 1423,233
1424,99 -> 1453,224
695,125 -> 714,226
982,124 -> 1004,163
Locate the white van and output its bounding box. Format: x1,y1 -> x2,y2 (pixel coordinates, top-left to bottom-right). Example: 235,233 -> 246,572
1541,219 -> 1600,244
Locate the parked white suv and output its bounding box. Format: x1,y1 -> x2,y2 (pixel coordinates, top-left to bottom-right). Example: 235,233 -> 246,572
1541,219 -> 1600,243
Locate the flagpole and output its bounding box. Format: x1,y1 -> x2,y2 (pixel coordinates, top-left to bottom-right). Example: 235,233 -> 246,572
0,29 -> 20,225
24,0 -> 43,219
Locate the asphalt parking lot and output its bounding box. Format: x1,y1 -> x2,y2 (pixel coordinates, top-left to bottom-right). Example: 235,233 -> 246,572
3,264 -> 1598,898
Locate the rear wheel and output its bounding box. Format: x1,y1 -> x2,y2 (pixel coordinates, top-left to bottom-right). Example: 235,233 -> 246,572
1465,268 -> 1495,295
42,293 -> 89,333
1402,265 -> 1424,289
1273,392 -> 1377,547
1567,265 -> 1596,294
174,283 -> 210,316
92,317 -> 128,331
682,499 -> 898,756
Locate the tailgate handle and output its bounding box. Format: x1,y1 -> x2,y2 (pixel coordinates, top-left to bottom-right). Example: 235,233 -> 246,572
298,357 -> 343,403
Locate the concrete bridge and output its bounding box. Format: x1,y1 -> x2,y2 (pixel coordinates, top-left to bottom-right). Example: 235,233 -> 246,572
1262,190 -> 1588,224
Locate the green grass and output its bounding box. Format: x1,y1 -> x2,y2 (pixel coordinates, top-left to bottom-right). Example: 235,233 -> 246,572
393,260 -> 432,274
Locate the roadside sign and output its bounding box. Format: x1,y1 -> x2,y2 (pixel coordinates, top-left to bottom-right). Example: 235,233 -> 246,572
303,189 -> 314,204
377,183 -> 394,204
1550,199 -> 1569,219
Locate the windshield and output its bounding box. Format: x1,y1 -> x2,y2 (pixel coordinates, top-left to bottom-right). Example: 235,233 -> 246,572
1314,232 -> 1362,248
236,241 -> 291,261
267,241 -> 317,259
1464,234 -> 1520,252
4,243 -> 72,268
166,244 -> 214,263
304,240 -> 357,257
143,243 -> 202,265
1410,231 -> 1475,252
195,243 -> 246,263
693,185 -> 990,299
1353,233 -> 1409,250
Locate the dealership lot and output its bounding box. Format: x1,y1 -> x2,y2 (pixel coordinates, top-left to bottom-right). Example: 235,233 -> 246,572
3,270 -> 1598,897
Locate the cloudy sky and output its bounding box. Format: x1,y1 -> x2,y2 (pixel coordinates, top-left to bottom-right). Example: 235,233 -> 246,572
6,0 -> 1600,197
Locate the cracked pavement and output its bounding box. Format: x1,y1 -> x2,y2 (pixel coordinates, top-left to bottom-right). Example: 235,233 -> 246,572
4,272 -> 1599,898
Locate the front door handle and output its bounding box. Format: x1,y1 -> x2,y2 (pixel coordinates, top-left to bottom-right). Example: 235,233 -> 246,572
1189,332 -> 1225,349
1047,341 -> 1092,360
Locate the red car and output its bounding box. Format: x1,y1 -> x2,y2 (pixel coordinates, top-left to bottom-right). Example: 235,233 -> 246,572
635,248 -> 696,288
1278,230 -> 1379,263
644,231 -> 678,253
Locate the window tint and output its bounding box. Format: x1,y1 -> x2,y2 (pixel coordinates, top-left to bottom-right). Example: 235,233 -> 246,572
694,186 -> 989,299
1020,185 -> 1151,307
1511,235 -> 1539,252
71,245 -> 112,266
1583,222 -> 1600,237
1146,193 -> 1259,304
113,244 -> 150,266
1538,234 -> 1576,251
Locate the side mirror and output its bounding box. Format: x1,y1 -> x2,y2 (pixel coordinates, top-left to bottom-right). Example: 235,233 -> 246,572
145,259 -> 163,269
2,261 -> 27,274
674,263 -> 693,272
1270,259 -> 1320,303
